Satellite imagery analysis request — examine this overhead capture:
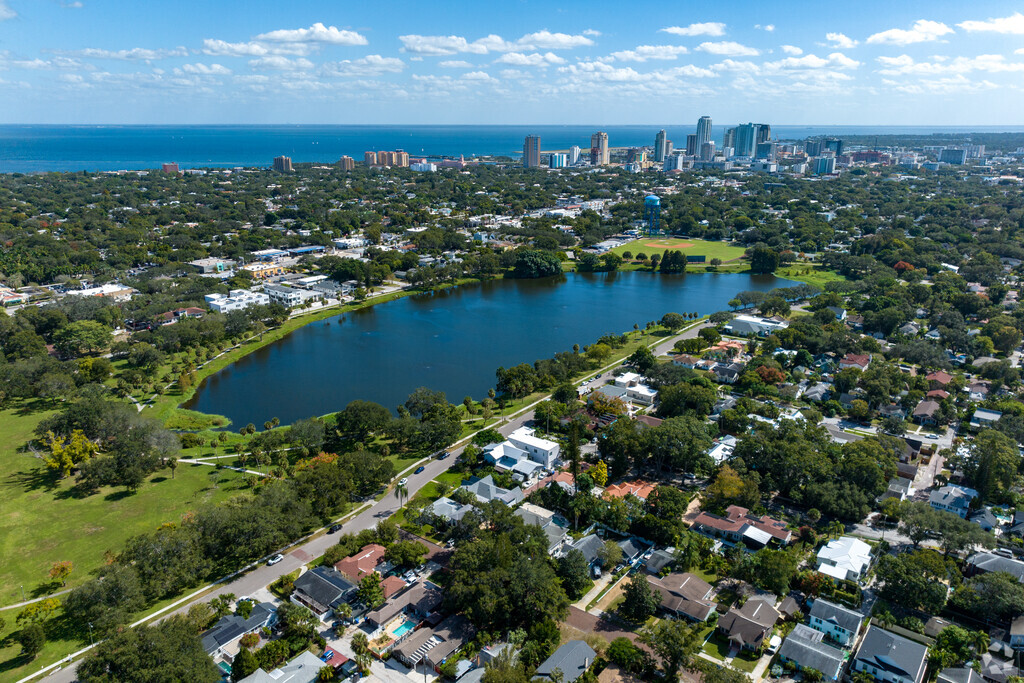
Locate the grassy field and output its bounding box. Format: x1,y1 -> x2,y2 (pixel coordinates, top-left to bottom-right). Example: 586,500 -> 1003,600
0,402 -> 250,607
775,264 -> 846,289
608,238 -> 748,263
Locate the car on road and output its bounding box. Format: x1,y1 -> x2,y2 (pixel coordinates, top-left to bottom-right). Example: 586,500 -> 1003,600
415,466 -> 425,474
398,477 -> 408,487
328,523 -> 343,534
437,451 -> 450,460
267,554 -> 284,566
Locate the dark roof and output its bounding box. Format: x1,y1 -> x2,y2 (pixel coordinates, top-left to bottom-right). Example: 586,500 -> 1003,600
966,552 -> 1024,581
939,667 -> 986,683
366,582 -> 443,627
779,624 -> 845,677
293,567 -> 357,612
618,538 -> 646,561
647,572 -> 716,621
571,534 -> 605,565
720,597 -> 779,647
534,640 -> 597,682
809,598 -> 863,634
645,549 -> 676,573
201,602 -> 276,654
778,596 -> 802,618
855,626 -> 928,683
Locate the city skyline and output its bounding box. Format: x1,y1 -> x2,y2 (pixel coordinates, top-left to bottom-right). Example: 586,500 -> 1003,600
1,0 -> 1024,124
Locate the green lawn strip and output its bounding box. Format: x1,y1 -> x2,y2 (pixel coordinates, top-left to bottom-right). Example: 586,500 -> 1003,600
774,265 -> 846,289
701,633 -> 734,661
0,407 -> 250,607
608,238 -> 748,263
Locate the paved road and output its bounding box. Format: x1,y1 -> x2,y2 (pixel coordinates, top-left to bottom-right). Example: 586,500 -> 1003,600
39,320 -> 710,683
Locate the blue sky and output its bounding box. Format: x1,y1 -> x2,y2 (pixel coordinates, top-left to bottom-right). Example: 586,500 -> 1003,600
2,0 -> 1024,124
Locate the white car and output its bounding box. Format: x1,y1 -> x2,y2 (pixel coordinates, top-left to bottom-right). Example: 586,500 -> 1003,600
398,477 -> 408,487
267,554 -> 284,566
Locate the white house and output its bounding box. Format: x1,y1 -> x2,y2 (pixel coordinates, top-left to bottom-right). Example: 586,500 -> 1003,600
613,372 -> 658,405
816,537 -> 872,581
724,315 -> 790,336
809,599 -> 863,647
929,484 -> 978,518
263,284 -> 322,308
483,426 -> 560,473
852,626 -> 928,683
708,435 -> 738,465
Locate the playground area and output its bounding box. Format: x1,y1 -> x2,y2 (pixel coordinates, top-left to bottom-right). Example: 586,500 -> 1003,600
609,238 -> 747,263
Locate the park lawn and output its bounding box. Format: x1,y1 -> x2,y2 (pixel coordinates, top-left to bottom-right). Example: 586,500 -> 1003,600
775,264 -> 846,289
0,403 -> 250,608
609,238 -> 747,263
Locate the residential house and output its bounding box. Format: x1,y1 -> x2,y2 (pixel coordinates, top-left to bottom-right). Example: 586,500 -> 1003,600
618,538 -> 647,565
967,381 -> 991,401
846,314 -> 865,330
878,403 -> 908,420
483,426 -> 560,473
927,390 -> 951,400
879,477 -> 916,503
827,307 -> 848,321
645,548 -> 676,574
938,668 -> 986,683
365,582 -> 444,631
925,328 -> 942,341
155,307 -> 206,324
514,503 -> 569,555
201,602 -> 276,658
912,400 -> 941,426
898,322 -> 922,336
705,340 -> 746,359
263,284 -> 322,308
708,435 -> 738,465
393,615 -> 476,671
460,475 -> 523,506
852,626 -> 929,683
533,641 -> 597,683
970,408 -> 1003,429
969,508 -> 999,532
816,537 -> 872,582
612,372 -> 658,405
290,567 -> 357,620
672,354 -> 700,369
804,383 -> 833,403
718,596 -> 780,650
335,544 -> 387,581
808,599 -> 863,646
1010,511 -> 1024,537
646,572 -> 717,622
238,650 -> 327,683
604,480 -> 657,502
634,415 -> 664,429
964,552 -> 1024,583
929,485 -> 978,519
839,353 -> 871,371
724,315 -> 790,336
426,497 -> 473,524
778,624 -> 846,681
712,362 -> 744,385
691,505 -> 792,548
926,371 -> 954,388
560,533 -> 605,568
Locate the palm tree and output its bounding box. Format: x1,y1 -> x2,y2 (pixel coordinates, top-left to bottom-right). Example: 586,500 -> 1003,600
973,630 -> 990,655
829,520 -> 845,539
394,482 -> 408,509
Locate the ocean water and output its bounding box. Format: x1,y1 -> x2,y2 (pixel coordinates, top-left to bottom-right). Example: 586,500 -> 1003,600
2,124 -> 1023,174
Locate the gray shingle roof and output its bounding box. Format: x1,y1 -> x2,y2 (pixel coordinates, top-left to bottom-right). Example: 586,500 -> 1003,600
809,598 -> 863,634
534,640 -> 597,682
854,626 -> 928,683
779,624 -> 845,678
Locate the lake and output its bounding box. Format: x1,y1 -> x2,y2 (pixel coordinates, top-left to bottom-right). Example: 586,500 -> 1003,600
183,271 -> 793,426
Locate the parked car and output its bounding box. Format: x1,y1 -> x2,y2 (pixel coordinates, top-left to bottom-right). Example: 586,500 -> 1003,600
415,466 -> 425,474
267,554 -> 284,566
328,523 -> 343,534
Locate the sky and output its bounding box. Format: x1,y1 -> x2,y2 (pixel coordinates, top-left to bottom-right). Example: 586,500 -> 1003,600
2,0 -> 1024,125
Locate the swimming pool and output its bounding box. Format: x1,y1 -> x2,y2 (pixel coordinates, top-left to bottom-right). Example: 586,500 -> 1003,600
391,618 -> 416,638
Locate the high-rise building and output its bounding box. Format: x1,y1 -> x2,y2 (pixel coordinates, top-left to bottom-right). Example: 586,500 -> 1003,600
825,138 -> 844,156
696,116 -> 713,148
273,156 -> 293,172
568,145 -> 581,165
939,148 -> 967,165
734,123 -> 758,157
700,141 -> 716,161
723,127 -> 736,150
394,150 -> 410,167
755,142 -> 777,161
654,129 -> 668,162
161,162 -> 179,173
685,134 -> 698,156
590,131 -> 609,165
549,153 -> 567,169
338,156 -> 355,171
665,140 -> 673,157
364,151 -> 378,166
523,135 -> 541,168
756,124 -> 772,145
810,156 -> 836,175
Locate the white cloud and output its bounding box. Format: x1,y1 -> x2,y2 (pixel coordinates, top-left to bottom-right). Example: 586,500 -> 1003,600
781,45 -> 803,55
866,20 -> 953,45
760,52 -> 860,72
498,68 -> 530,79
254,23 -> 368,45
696,41 -> 759,56
494,52 -> 565,66
179,63 -> 232,75
883,73 -> 997,94
462,71 -> 496,81
582,29 -> 601,37
439,60 -> 473,68
608,45 -> 690,62
321,55 -> 404,77
755,24 -> 775,32
247,56 -> 314,71
660,22 -> 726,37
398,30 -> 593,56
12,57 -> 90,70
877,53 -> 1024,75
826,32 -> 858,49
1017,48 -> 1024,55
0,1 -> 15,21
61,1 -> 84,7
958,12 -> 1024,34
64,47 -> 188,60
201,39 -> 312,57
59,73 -> 84,83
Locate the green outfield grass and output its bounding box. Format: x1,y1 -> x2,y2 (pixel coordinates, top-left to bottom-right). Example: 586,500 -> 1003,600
608,237 -> 748,263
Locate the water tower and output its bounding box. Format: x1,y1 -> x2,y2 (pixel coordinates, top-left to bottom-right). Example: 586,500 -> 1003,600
643,195 -> 661,235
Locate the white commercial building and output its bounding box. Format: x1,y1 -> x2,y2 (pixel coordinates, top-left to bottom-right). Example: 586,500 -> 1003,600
263,284 -> 322,308
205,289 -> 270,312
724,315 -> 790,336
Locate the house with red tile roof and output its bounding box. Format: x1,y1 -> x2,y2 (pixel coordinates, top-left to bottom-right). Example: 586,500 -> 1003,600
839,353 -> 871,371
691,505 -> 792,548
604,480 -> 658,502
335,544 -> 386,580
926,371 -> 954,388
